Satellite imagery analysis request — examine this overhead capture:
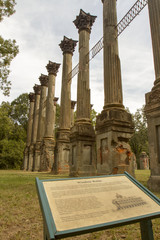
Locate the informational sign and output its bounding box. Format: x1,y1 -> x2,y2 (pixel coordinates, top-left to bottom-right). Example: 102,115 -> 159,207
36,172 -> 160,239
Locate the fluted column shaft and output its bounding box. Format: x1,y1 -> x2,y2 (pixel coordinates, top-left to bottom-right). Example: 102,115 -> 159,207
26,93 -> 35,146
45,61 -> 60,138
45,74 -> 55,137
23,93 -> 35,170
148,0 -> 160,83
59,36 -> 77,129
71,101 -> 76,127
53,97 -> 58,136
37,75 -> 48,141
60,53 -> 72,128
74,9 -> 96,120
31,85 -> 41,144
77,30 -> 90,119
28,84 -> 41,171
103,0 -> 123,108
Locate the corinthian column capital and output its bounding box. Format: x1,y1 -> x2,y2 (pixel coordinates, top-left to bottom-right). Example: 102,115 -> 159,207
73,9 -> 97,33
46,61 -> 61,76
29,92 -> 35,102
33,84 -> 41,95
39,74 -> 49,87
59,36 -> 78,55
71,100 -> 76,109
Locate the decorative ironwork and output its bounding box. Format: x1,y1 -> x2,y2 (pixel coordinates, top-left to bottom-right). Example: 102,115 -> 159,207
117,0 -> 148,37
87,37 -> 103,63
68,0 -> 148,81
68,63 -> 79,82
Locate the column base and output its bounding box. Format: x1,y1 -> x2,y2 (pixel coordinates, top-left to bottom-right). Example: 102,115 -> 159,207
148,175 -> 160,192
69,121 -> 96,177
33,141 -> 41,171
96,108 -> 135,176
28,144 -> 35,171
145,81 -> 160,192
103,103 -> 125,110
53,129 -> 70,174
22,146 -> 29,170
39,137 -> 55,172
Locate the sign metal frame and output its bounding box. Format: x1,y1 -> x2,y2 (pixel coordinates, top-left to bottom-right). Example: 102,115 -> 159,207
36,172 -> 160,240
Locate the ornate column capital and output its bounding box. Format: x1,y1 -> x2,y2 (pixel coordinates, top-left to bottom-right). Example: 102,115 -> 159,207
59,36 -> 78,55
71,100 -> 77,109
33,84 -> 41,95
39,74 -> 49,87
29,92 -> 35,102
73,9 -> 97,33
46,61 -> 61,76
54,97 -> 59,106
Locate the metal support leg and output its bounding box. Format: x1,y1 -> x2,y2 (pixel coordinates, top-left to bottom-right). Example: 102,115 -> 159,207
140,219 -> 154,240
43,223 -> 48,240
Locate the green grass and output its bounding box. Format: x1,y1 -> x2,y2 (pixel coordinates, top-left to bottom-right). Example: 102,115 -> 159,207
0,170 -> 159,240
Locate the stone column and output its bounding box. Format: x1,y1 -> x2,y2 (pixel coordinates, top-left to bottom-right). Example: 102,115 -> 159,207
102,0 -> 123,109
69,9 -> 97,176
71,101 -> 76,127
53,36 -> 77,174
33,74 -> 48,171
40,61 -> 60,171
74,10 -> 96,120
96,0 -> 135,176
28,84 -> 41,171
145,0 -> 160,191
140,152 -> 149,170
53,97 -> 59,137
23,93 -> 35,170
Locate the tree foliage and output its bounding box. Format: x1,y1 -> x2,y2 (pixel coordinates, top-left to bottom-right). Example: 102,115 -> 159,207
0,93 -> 29,169
11,93 -> 29,131
129,106 -> 148,168
0,0 -> 16,21
90,108 -> 97,128
0,0 -> 19,95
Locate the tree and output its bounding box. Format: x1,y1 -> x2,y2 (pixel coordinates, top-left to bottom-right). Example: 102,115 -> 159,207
0,101 -> 13,139
90,108 -> 97,128
129,106 -> 148,168
0,93 -> 29,169
0,0 -> 19,95
0,139 -> 25,169
0,0 -> 16,21
11,93 -> 29,131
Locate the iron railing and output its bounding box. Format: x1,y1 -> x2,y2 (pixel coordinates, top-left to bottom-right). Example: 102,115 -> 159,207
68,0 -> 148,81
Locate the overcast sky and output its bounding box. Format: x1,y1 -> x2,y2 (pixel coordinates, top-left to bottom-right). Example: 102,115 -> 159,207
0,0 -> 155,114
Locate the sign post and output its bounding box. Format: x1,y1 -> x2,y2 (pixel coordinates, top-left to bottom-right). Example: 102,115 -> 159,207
36,172 -> 160,240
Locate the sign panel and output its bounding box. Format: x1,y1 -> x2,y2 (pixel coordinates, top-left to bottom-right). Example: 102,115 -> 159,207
42,175 -> 160,232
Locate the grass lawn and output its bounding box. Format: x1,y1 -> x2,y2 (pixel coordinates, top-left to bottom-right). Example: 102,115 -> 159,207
0,170 -> 160,240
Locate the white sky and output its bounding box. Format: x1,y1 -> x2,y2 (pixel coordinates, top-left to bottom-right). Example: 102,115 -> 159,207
0,0 -> 155,114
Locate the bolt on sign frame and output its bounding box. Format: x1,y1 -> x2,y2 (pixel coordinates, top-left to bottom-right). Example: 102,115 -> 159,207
36,172 -> 160,240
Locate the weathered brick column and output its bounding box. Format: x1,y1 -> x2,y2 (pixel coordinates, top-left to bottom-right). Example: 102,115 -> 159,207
40,61 -> 60,171
54,36 -> 77,174
69,10 -> 97,176
28,84 -> 41,171
33,74 -> 48,171
71,101 -> 76,127
145,0 -> 160,191
96,0 -> 134,176
23,93 -> 35,170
